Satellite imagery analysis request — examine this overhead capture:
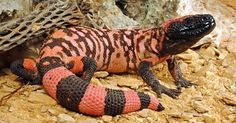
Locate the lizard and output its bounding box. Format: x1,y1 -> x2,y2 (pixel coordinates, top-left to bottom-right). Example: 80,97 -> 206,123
10,14 -> 216,116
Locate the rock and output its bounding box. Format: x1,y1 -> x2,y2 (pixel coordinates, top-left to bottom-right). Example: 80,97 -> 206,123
227,114 -> 236,123
0,0 -> 31,18
36,89 -> 46,94
137,109 -> 149,117
57,113 -> 75,123
219,0 -> 236,8
178,60 -> 189,74
222,54 -> 236,67
40,106 -> 48,113
217,48 -> 228,60
146,117 -> 154,122
177,49 -> 200,63
101,115 -> 112,122
199,46 -> 216,60
205,71 -> 215,78
2,84 -> 17,92
50,116 -> 57,122
134,118 -> 144,122
8,106 -> 15,112
220,94 -> 236,106
0,120 -> 7,123
168,112 -> 193,121
0,117 -> 29,123
226,40 -> 236,53
79,118 -> 98,123
177,53 -> 192,61
94,71 -> 109,78
192,101 -> 209,113
90,78 -> 103,86
203,115 -> 216,123
124,0 -> 178,27
116,118 -> 135,123
192,95 -> 204,101
0,106 -> 9,113
226,64 -> 236,78
28,92 -> 56,105
106,75 -> 143,89
48,109 -> 59,116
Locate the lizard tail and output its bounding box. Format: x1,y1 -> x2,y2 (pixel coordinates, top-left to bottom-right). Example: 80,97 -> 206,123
10,58 -> 41,85
38,57 -> 164,116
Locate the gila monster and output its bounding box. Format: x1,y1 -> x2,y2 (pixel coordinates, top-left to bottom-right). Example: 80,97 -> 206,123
10,14 -> 216,116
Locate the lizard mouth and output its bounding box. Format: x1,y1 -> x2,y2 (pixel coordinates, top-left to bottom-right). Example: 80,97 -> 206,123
166,14 -> 216,40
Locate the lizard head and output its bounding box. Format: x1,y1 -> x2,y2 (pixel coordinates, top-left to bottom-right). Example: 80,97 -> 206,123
160,14 -> 216,55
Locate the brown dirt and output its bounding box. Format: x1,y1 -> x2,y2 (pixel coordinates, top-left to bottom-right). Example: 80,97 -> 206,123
0,42 -> 235,123
0,0 -> 235,123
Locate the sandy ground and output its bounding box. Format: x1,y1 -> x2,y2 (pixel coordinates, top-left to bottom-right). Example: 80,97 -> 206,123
0,0 -> 235,123
0,42 -> 235,123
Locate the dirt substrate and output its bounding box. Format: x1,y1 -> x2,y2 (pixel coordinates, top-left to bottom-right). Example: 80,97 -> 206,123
0,42 -> 235,123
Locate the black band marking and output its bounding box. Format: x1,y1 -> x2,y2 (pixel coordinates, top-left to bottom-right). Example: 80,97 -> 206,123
37,57 -> 64,76
137,92 -> 150,109
56,75 -> 89,112
104,89 -> 126,116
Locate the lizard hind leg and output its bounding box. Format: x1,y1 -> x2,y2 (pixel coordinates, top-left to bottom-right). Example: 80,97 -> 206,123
10,58 -> 41,85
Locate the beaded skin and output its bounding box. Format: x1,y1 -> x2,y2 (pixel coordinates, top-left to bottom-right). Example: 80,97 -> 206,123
10,14 -> 216,116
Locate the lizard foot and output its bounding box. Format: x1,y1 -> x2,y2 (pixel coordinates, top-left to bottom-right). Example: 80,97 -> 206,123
176,79 -> 197,89
154,85 -> 181,99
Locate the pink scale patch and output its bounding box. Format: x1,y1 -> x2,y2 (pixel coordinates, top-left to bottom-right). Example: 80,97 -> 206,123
125,30 -> 131,35
43,67 -> 73,100
81,29 -> 88,33
70,28 -> 77,32
148,96 -> 159,110
78,84 -> 106,116
61,42 -> 70,49
96,29 -> 104,36
77,31 -> 85,37
85,37 -> 94,50
122,90 -> 141,114
124,35 -> 132,46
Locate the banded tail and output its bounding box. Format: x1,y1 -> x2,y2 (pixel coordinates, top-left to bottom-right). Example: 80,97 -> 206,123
11,57 -> 164,116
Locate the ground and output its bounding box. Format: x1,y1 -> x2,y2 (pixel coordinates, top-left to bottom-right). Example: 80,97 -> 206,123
0,42 -> 235,123
0,0 -> 235,123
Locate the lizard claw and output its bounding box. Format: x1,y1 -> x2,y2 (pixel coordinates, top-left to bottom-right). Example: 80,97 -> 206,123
154,85 -> 181,99
176,79 -> 197,89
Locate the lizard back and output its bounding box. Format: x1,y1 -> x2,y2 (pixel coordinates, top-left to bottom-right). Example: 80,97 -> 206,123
40,27 -> 163,73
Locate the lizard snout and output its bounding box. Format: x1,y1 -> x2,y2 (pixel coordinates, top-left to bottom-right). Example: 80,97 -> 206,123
164,14 -> 216,40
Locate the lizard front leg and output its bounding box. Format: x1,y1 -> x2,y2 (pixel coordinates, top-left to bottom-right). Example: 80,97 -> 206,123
138,61 -> 180,98
167,56 -> 197,89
